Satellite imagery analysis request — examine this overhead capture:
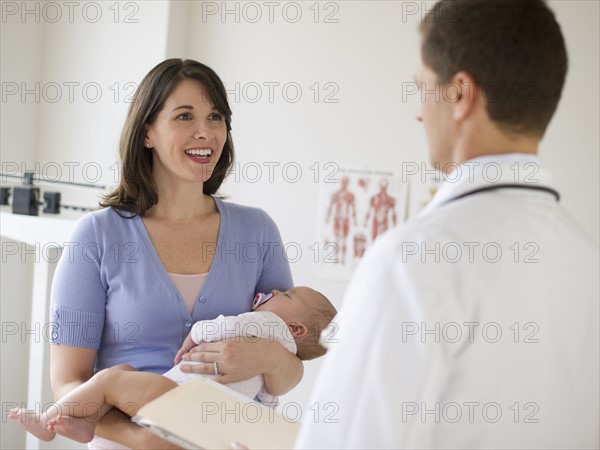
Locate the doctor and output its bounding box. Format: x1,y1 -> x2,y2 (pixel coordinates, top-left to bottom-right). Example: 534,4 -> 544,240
296,0 -> 599,448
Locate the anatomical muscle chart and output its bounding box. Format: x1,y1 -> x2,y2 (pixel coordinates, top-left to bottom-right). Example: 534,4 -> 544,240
316,167 -> 406,280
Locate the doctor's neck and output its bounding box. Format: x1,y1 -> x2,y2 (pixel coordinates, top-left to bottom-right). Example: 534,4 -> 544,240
449,109 -> 540,169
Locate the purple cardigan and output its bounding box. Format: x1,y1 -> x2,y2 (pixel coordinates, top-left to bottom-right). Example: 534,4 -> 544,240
49,198 -> 293,374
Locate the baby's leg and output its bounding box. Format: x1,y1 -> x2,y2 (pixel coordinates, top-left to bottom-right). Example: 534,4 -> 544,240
8,365 -> 136,442
54,365 -> 178,419
10,365 -> 177,443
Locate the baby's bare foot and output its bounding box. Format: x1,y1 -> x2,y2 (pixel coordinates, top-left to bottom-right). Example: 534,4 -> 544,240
48,415 -> 96,443
9,408 -> 55,441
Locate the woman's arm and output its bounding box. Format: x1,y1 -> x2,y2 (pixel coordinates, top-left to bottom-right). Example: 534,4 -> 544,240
50,345 -> 96,399
259,339 -> 304,395
94,410 -> 182,450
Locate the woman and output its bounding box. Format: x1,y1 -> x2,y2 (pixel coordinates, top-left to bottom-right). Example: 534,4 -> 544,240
49,59 -> 301,449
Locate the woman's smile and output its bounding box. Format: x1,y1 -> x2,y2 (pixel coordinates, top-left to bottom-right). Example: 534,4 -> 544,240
184,147 -> 214,164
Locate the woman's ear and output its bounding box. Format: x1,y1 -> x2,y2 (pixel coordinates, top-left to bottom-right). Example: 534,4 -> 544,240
288,322 -> 308,338
144,124 -> 153,148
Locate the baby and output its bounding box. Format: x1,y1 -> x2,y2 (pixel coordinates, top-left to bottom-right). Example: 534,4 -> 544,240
10,286 -> 337,444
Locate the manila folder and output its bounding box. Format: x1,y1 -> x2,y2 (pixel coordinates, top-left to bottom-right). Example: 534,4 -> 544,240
133,378 -> 299,449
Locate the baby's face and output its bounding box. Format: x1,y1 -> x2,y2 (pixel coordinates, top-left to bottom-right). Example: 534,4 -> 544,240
254,287 -> 312,324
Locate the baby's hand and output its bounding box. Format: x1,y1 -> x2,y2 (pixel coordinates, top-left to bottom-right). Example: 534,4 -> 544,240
174,333 -> 197,364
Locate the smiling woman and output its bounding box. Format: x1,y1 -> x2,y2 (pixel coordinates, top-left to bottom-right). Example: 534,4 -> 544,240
102,60 -> 234,217
145,79 -> 227,188
46,59 -> 302,449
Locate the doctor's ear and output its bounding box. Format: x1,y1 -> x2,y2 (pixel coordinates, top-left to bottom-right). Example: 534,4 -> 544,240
288,322 -> 308,338
450,71 -> 479,121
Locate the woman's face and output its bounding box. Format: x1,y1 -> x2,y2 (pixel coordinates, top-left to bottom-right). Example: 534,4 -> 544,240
145,79 -> 227,188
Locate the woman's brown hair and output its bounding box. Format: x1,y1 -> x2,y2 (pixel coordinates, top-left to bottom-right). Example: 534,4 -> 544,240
101,59 -> 234,216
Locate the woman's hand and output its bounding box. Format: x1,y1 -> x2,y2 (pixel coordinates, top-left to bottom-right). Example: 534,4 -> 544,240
179,338 -> 303,395
173,332 -> 197,364
180,338 -> 267,383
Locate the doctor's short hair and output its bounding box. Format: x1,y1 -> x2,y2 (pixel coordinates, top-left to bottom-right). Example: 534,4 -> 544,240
420,0 -> 568,138
102,58 -> 235,217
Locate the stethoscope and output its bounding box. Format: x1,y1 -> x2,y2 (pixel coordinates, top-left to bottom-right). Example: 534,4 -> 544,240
446,183 -> 560,204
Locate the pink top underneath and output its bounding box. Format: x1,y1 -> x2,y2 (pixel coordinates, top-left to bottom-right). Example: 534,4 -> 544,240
168,272 -> 208,314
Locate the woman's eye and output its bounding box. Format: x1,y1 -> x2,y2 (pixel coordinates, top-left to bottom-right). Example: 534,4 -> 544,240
177,112 -> 193,121
209,113 -> 223,121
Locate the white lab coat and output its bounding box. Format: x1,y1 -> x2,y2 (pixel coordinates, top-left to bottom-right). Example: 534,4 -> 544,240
296,154 -> 599,449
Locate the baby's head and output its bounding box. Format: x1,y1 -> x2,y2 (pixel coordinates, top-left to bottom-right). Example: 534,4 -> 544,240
253,286 -> 337,360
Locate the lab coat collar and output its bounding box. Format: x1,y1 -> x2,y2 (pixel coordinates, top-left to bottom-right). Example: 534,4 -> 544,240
419,153 -> 556,217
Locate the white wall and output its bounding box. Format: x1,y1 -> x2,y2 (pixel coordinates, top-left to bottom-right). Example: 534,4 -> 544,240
543,1 -> 600,240
0,2 -> 44,169
1,1 -> 598,448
